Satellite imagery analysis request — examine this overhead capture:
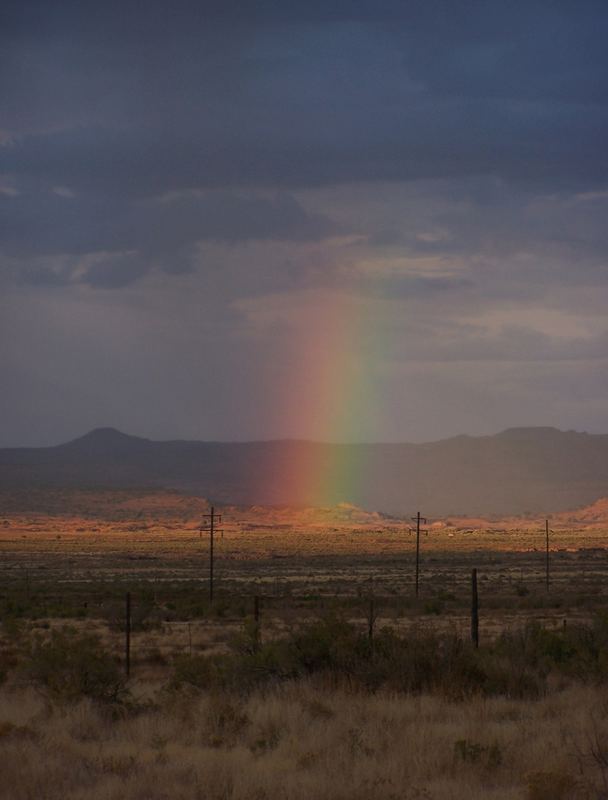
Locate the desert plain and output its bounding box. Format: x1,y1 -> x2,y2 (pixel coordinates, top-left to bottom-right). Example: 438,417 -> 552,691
1,487 -> 608,800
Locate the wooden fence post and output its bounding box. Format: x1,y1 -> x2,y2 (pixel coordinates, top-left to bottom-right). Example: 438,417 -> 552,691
471,569 -> 479,648
545,519 -> 550,591
253,595 -> 261,653
415,512 -> 421,597
367,594 -> 376,652
125,591 -> 131,677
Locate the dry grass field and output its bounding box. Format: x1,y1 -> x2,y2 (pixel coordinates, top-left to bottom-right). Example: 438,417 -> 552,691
1,682 -> 608,800
1,488 -> 608,799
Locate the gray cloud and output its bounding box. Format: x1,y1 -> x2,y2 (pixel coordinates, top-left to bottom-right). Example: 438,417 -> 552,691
2,0 -> 607,291
2,2 -> 608,194
1,1 -> 608,445
0,188 -> 336,287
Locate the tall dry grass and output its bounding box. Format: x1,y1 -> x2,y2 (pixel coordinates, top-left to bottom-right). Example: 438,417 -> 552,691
1,680 -> 607,799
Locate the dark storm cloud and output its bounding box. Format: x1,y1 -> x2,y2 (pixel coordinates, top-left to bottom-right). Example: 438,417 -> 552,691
0,187 -> 336,286
0,188 -> 335,256
2,1 -> 608,192
5,101 -> 606,196
397,3 -> 608,104
1,0 -> 607,292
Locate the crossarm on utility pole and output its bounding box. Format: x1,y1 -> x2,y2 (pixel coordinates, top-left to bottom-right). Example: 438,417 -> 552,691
410,511 -> 428,598
199,506 -> 225,605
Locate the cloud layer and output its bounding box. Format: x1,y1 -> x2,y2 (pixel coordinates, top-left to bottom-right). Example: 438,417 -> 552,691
1,0 -> 608,445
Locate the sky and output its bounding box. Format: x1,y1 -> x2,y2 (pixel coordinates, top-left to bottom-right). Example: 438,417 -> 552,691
1,0 -> 608,447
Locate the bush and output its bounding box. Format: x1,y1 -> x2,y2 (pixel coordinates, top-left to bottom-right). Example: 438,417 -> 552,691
290,617 -> 362,675
454,738 -> 502,769
168,615 -> 608,700
24,627 -> 127,703
423,598 -> 444,615
495,619 -> 608,686
169,619 -> 491,697
172,653 -> 227,690
0,650 -> 18,686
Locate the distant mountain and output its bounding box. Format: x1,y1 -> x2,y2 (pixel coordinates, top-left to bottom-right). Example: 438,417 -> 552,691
1,426 -> 607,516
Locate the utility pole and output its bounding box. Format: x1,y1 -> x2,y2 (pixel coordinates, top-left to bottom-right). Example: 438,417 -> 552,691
411,511 -> 427,598
200,506 -> 224,605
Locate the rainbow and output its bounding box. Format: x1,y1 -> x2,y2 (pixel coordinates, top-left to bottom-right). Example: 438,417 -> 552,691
263,290 -> 385,508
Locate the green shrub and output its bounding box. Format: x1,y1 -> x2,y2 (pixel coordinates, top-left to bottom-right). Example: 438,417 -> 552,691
168,615 -> 608,699
24,627 -> 127,703
171,653 -> 227,690
0,650 -> 18,686
423,598 -> 444,615
454,738 -> 502,769
494,619 -> 608,686
2,617 -> 24,642
290,617 -> 362,675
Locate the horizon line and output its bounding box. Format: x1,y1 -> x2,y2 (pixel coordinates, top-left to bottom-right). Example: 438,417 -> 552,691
1,424 -> 603,451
